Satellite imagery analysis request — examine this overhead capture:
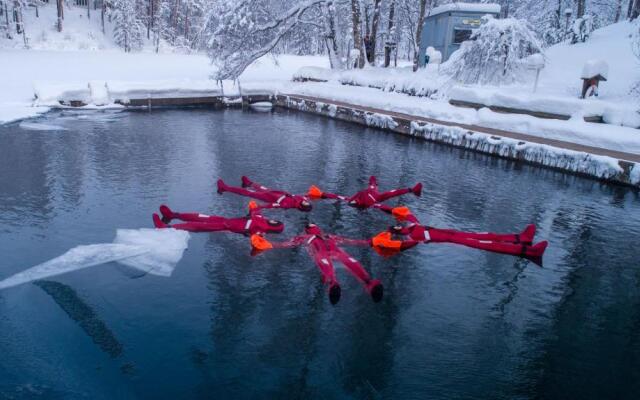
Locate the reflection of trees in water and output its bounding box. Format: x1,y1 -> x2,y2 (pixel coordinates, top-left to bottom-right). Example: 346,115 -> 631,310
517,205 -> 640,398
34,280 -> 124,359
0,128 -> 54,225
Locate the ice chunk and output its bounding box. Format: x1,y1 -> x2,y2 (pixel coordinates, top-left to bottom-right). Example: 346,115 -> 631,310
113,228 -> 190,277
0,228 -> 190,290
581,59 -> 609,80
19,122 -> 67,131
249,101 -> 273,111
0,244 -> 147,290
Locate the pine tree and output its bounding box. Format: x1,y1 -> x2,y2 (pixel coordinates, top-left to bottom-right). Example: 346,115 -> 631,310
111,0 -> 146,52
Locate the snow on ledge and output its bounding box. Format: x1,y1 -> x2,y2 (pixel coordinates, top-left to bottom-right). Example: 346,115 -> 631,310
450,86 -> 640,128
428,2 -> 501,17
409,121 -> 625,181
32,80 -> 281,107
106,80 -> 222,103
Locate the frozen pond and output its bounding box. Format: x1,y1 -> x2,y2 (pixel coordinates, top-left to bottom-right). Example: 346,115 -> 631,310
0,108 -> 639,399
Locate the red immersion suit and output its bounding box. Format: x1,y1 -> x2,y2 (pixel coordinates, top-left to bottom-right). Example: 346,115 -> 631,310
386,207 -> 548,259
251,223 -> 417,304
308,176 -> 422,209
217,176 -> 312,212
153,203 -> 284,235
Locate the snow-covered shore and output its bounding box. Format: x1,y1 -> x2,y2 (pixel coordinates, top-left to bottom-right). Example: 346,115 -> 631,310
0,49 -> 328,123
286,82 -> 640,156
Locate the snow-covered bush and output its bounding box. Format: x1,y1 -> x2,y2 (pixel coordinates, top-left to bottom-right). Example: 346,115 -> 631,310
570,15 -> 595,44
444,17 -> 543,85
110,0 -> 145,52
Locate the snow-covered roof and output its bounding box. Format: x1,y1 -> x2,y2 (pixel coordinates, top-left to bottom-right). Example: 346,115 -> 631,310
428,2 -> 501,18
581,59 -> 609,80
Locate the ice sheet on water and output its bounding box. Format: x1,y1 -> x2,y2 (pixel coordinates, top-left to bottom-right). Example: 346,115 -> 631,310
113,228 -> 190,277
18,122 -> 67,131
249,101 -> 273,112
0,228 -> 190,290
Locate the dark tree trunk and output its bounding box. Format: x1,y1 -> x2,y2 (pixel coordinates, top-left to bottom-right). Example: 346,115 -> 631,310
351,0 -> 364,68
631,0 -> 640,20
185,5 -> 189,44
413,0 -> 428,72
56,0 -> 63,32
101,1 -> 106,33
384,0 -> 395,67
614,0 -> 622,22
369,0 -> 381,65
576,0 -> 585,18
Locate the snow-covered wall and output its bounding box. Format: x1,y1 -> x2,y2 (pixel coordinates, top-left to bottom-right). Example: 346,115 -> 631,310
278,95 -> 639,188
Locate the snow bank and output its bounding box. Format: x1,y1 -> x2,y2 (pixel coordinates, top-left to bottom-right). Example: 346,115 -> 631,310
450,86 -> 604,117
293,66 -> 446,98
33,82 -> 91,105
287,82 -> 640,155
428,2 -> 501,17
450,86 -> 640,128
0,228 -> 190,290
106,80 -> 223,103
293,67 -> 337,82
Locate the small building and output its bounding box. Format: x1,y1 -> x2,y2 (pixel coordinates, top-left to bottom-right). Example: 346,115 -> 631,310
418,2 -> 501,66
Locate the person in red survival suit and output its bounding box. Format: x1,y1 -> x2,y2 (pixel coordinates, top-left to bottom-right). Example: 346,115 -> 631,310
250,223 -> 418,304
307,176 -> 422,210
384,206 -> 548,260
217,176 -> 313,212
152,202 -> 284,235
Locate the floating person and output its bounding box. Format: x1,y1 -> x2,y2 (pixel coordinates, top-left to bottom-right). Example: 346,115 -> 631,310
250,223 -> 418,304
385,206 -> 548,260
153,203 -> 284,235
307,176 -> 422,210
217,176 -> 313,212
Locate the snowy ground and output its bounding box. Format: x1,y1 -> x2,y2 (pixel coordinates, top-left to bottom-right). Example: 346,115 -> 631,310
0,4 -> 328,122
1,5 -> 638,159
296,21 -> 640,129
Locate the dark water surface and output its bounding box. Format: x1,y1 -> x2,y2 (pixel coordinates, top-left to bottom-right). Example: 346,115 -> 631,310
0,108 -> 639,399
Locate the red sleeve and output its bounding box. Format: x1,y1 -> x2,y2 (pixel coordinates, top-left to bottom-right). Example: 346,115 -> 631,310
271,234 -> 310,249
331,235 -> 371,247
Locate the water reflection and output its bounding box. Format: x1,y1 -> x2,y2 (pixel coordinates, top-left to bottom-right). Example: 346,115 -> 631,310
0,108 -> 639,399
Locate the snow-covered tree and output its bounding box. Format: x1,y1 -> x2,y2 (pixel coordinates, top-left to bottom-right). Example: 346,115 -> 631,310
412,0 -> 429,71
0,0 -> 11,39
630,0 -> 640,20
444,16 -> 544,85
570,13 -> 594,43
205,0 -> 340,79
110,0 -> 146,52
632,19 -> 640,95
